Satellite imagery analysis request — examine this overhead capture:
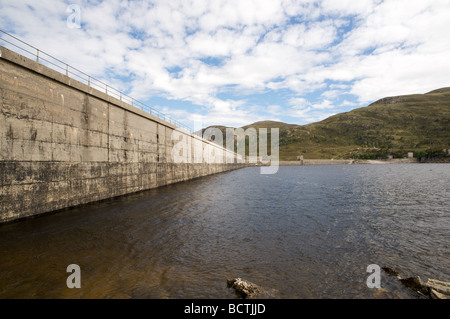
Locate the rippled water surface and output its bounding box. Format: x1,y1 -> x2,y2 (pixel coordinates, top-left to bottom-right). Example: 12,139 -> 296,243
0,164 -> 449,298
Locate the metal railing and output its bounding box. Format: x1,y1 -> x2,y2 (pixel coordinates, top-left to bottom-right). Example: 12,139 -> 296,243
0,30 -> 193,133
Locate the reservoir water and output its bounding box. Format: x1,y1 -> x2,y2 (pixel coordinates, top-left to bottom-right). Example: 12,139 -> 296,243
0,164 -> 449,298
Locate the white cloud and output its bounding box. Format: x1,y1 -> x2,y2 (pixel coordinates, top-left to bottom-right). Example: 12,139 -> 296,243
320,0 -> 379,16
321,90 -> 341,99
340,100 -> 357,107
287,106 -> 336,124
266,104 -> 283,115
311,99 -> 335,110
288,106 -> 312,118
1,0 -> 449,127
282,21 -> 338,50
288,97 -> 335,113
289,97 -> 308,109
187,28 -> 255,58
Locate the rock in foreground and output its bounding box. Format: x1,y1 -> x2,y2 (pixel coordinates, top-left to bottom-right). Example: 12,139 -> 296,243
383,267 -> 450,299
227,278 -> 276,299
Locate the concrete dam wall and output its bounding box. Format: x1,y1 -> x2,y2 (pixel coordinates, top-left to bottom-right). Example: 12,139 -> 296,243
0,45 -> 245,223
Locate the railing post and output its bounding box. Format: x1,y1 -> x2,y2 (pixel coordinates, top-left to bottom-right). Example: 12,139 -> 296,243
66,64 -> 69,76
36,49 -> 39,63
88,76 -> 90,87
106,85 -> 108,94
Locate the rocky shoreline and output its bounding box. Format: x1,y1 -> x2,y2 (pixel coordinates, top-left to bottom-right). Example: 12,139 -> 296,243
227,272 -> 450,299
382,267 -> 450,299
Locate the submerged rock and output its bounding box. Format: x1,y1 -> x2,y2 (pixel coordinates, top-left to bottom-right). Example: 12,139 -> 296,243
381,267 -> 401,278
399,276 -> 429,296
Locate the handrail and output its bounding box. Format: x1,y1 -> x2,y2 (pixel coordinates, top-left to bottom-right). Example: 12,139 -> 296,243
0,29 -> 193,133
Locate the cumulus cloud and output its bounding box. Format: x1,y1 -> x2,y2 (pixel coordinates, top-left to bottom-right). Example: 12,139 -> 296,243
0,0 -> 449,127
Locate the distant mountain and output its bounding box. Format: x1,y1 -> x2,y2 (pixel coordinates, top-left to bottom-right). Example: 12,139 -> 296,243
205,88 -> 450,160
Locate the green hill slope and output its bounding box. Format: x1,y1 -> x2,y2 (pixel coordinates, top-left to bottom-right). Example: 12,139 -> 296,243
205,88 -> 450,160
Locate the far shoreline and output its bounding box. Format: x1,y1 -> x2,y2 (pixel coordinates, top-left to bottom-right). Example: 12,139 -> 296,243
276,158 -> 449,166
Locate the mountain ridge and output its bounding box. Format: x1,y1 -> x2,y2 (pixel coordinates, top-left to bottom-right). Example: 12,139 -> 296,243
205,87 -> 450,160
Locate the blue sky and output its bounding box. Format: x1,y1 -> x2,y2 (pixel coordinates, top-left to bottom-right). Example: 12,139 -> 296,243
1,0 -> 450,129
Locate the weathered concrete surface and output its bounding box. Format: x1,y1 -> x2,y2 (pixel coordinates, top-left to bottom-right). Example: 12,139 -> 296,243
0,45 -> 245,223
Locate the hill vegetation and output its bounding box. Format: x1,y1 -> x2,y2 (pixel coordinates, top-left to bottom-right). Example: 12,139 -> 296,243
204,88 -> 450,161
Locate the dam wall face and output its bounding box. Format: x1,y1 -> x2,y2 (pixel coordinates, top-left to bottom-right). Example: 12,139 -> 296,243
0,46 -> 244,223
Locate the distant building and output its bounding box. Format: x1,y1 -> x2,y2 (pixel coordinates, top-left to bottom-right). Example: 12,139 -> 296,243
297,156 -> 304,161
387,155 -> 393,160
408,152 -> 414,158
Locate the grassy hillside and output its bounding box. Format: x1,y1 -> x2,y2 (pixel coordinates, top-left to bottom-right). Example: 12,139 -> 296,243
204,88 -> 450,160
